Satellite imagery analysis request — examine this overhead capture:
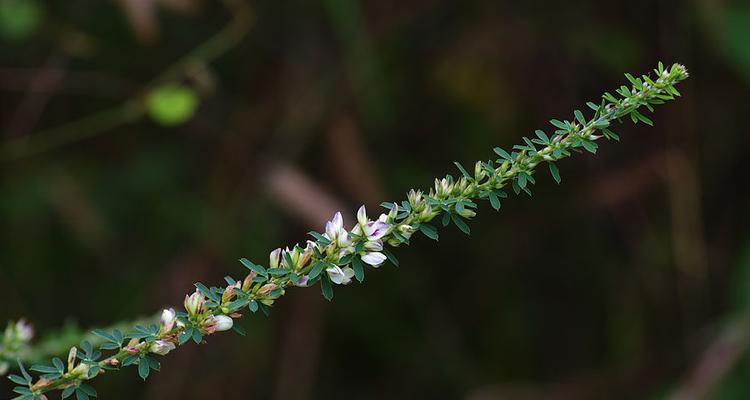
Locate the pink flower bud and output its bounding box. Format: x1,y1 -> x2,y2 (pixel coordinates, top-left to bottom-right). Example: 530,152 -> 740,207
160,308 -> 176,333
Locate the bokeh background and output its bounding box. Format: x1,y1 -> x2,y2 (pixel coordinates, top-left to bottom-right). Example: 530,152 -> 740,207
1,0 -> 750,398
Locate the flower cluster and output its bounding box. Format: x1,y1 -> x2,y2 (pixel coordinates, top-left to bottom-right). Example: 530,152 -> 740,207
0,320 -> 34,375
5,62 -> 689,400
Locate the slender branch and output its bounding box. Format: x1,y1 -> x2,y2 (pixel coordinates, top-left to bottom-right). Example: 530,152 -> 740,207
5,63 -> 689,399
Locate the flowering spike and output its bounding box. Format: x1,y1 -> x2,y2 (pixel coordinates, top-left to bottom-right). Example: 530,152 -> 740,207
4,63 -> 689,399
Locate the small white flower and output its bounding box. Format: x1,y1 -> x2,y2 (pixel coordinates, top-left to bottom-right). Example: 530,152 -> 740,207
326,265 -> 355,285
149,340 -> 176,356
361,252 -> 387,267
325,212 -> 344,239
160,308 -> 176,333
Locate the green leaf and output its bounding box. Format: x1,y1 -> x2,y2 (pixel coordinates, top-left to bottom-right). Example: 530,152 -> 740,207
493,147 -> 512,161
307,231 -> 331,245
178,328 -> 192,345
79,384 -> 97,397
548,162 -> 561,184
7,374 -> 27,385
18,360 -> 31,382
248,300 -> 259,313
239,258 -> 267,276
30,364 -> 58,374
191,329 -> 203,344
320,276 -> 333,301
574,110 -> 586,124
61,386 -> 76,399
308,261 -> 325,280
549,119 -> 568,130
75,388 -> 89,400
352,257 -> 364,283
581,140 -> 598,154
489,192 -> 501,211
451,215 -> 470,235
632,110 -> 653,126
441,212 -> 450,227
534,130 -> 549,143
138,361 -> 150,381
418,224 -> 439,241
267,268 -> 290,276
382,248 -> 399,267
146,84 -> 199,126
194,282 -> 220,303
517,172 -> 527,189
453,162 -> 472,180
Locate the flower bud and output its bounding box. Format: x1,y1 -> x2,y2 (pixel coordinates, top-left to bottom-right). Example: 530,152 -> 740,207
160,308 -> 176,333
420,204 -> 434,221
297,243 -> 313,270
387,204 -> 399,220
184,290 -> 206,317
398,224 -> 415,239
269,248 -> 282,269
149,340 -> 176,356
242,272 -> 254,291
257,283 -> 278,297
458,208 -> 476,219
407,190 -> 423,208
357,205 -> 368,226
71,362 -> 90,378
222,282 -> 240,303
213,315 -> 234,332
474,161 -> 486,180
67,347 -> 77,372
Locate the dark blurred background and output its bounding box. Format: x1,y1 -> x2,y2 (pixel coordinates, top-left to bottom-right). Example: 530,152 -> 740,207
1,0 -> 750,398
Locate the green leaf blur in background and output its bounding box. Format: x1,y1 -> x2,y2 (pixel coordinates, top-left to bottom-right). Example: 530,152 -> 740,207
0,0 -> 40,41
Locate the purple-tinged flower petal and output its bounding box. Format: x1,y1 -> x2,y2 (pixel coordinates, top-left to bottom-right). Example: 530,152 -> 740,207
269,248 -> 282,269
364,221 -> 389,240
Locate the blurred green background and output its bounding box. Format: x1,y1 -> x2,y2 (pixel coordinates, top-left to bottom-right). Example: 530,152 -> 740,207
1,0 -> 750,398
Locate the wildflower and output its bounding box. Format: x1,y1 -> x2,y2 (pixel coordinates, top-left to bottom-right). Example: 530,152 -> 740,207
184,290 -> 206,317
15,319 -> 33,342
203,315 -> 233,333
160,308 -> 176,333
149,340 -> 176,356
281,246 -> 300,269
326,265 -> 355,285
361,252 -> 387,267
324,212 -> 352,248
